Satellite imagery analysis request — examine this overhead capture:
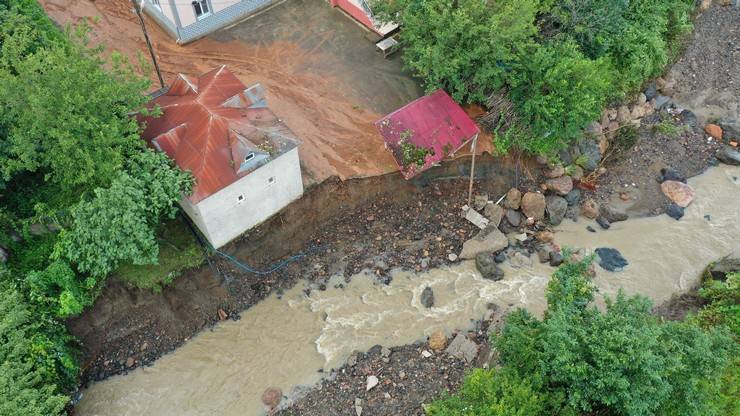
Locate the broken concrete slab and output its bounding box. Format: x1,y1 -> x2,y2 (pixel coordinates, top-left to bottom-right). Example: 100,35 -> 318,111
460,226 -> 508,259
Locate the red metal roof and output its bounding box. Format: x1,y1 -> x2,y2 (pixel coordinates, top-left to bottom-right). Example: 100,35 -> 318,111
140,66 -> 298,204
374,89 -> 480,179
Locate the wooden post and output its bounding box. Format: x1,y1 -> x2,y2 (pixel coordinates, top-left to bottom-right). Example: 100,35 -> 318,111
466,133 -> 479,207
132,0 -> 166,89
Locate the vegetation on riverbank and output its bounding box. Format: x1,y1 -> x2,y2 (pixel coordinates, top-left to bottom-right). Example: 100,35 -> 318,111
426,258 -> 738,416
373,0 -> 695,155
0,0 -> 193,412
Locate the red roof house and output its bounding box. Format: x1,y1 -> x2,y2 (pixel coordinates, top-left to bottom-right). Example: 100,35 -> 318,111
140,66 -> 304,248
374,89 -> 480,179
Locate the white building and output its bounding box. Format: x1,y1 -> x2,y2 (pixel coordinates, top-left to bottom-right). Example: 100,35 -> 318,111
140,66 -> 303,248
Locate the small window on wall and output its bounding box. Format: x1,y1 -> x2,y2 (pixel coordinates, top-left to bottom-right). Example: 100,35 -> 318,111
192,0 -> 211,20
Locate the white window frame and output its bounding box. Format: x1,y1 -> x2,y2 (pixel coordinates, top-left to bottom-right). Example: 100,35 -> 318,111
192,0 -> 211,20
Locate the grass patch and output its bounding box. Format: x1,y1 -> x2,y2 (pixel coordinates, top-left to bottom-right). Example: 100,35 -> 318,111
652,119 -> 685,137
115,217 -> 204,292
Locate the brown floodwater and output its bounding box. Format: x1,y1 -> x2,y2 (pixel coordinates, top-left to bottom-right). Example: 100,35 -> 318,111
76,165 -> 739,416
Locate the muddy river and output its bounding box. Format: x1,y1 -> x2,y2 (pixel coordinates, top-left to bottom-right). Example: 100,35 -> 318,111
76,165 -> 739,416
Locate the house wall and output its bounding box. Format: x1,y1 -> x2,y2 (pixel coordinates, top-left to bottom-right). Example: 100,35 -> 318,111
182,147 -> 303,249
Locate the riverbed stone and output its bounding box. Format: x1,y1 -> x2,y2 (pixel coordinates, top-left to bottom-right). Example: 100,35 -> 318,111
446,334 -> 478,363
578,140 -> 601,171
537,245 -> 553,263
596,216 -> 611,230
704,124 -> 723,140
718,118 -> 740,140
504,209 -> 522,228
483,203 -> 504,227
581,199 -> 600,219
546,176 -> 574,196
475,252 -> 505,281
429,330 -> 447,352
521,192 -> 546,220
717,145 -> 740,166
549,252 -> 564,267
420,287 -> 434,308
262,387 -> 283,409
665,203 -> 685,220
564,189 -> 581,206
600,204 -> 628,223
460,226 -> 508,259
503,188 -> 522,210
546,195 -> 568,226
661,180 -> 695,207
595,248 -> 628,272
659,167 -> 687,184
473,194 -> 489,211
544,165 -> 565,178
508,251 -> 533,268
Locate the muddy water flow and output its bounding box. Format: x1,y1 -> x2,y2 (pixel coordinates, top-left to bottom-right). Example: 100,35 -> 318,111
76,165 -> 739,416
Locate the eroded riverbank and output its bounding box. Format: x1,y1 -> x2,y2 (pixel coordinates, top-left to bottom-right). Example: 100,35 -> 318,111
76,164 -> 739,416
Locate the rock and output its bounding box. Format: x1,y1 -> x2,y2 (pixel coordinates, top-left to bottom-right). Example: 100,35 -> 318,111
586,225 -> 597,233
503,188 -> 522,210
421,350 -> 433,358
637,92 -> 647,105
644,82 -> 657,101
595,248 -> 628,272
475,252 -> 505,281
654,95 -> 672,110
665,203 -> 685,220
661,180 -> 695,207
545,176 -> 573,196
217,309 -> 228,321
125,357 -> 135,368
420,287 -> 435,308
536,231 -> 554,243
464,206 -> 490,229
699,0 -> 712,11
617,105 -> 631,123
508,251 -> 532,268
558,148 -> 574,165
606,121 -> 619,139
549,252 -> 564,267
535,154 -> 549,165
717,118 -> 740,140
429,330 -> 447,352
597,135 -> 609,156
261,387 -> 283,409
564,189 -> 581,206
544,165 -> 565,178
585,121 -> 602,136
717,145 -> 740,165
355,398 -> 363,416
366,375 -> 379,391
483,203 -> 504,227
460,226 -> 509,259
578,140 -> 601,171
570,165 -> 586,181
347,354 -> 358,367
545,195 -> 568,226
448,253 -> 458,262
596,216 -> 611,230
420,257 -> 430,269
505,209 -> 522,227
381,346 -> 391,358
600,205 -> 628,223
707,257 -> 740,281
679,110 -> 698,129
446,334 -> 479,363
494,251 -> 506,263
658,167 -> 686,184
581,199 -> 600,219
537,245 -> 553,263
631,105 -> 645,119
514,233 -> 528,243
521,192 -> 546,220
473,194 -> 489,211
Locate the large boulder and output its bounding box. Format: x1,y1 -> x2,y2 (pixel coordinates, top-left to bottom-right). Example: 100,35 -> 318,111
503,188 -> 522,210
460,226 -> 508,259
475,252 -> 505,281
546,195 -> 568,226
521,192 -> 546,220
661,180 -> 695,207
483,204 -> 504,227
545,175 -> 574,196
717,145 -> 740,166
595,247 -> 628,272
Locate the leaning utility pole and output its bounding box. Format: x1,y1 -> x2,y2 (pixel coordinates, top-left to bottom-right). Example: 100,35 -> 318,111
132,0 -> 165,89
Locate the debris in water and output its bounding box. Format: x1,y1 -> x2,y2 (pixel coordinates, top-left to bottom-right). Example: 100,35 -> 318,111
595,248 -> 629,272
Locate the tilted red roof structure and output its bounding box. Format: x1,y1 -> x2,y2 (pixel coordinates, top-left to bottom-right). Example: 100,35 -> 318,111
140,66 -> 298,203
374,89 -> 480,179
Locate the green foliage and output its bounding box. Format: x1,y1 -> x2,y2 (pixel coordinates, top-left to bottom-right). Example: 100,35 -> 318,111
425,368 -> 547,416
0,282 -> 74,416
372,0 -> 540,104
615,124 -> 639,150
116,218 -> 204,292
696,272 -> 739,338
652,119 -> 685,137
399,138 -> 435,168
430,257 -> 733,416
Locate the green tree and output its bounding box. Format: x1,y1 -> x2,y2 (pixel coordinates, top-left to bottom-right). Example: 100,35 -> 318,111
0,283 -> 71,416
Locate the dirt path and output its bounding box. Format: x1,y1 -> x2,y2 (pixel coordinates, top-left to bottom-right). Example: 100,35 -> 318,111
39,0 -> 423,184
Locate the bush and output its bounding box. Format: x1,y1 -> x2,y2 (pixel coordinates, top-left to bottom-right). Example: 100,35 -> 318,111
429,257 -> 734,416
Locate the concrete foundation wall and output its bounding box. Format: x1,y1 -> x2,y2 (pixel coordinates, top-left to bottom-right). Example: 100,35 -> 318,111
182,148 -> 303,248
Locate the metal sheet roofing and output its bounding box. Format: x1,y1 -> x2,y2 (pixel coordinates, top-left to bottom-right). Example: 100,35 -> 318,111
374,89 -> 480,179
140,66 -> 299,204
